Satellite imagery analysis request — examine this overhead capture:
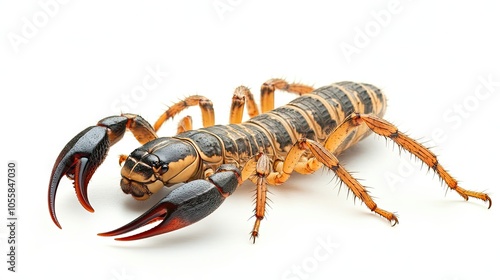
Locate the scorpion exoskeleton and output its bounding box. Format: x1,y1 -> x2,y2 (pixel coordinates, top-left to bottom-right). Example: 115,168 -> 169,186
48,79 -> 492,242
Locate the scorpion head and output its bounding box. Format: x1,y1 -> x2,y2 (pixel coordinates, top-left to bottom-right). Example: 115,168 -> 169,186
120,138 -> 201,200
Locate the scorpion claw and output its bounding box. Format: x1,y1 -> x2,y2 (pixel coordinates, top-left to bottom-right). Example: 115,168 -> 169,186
99,166 -> 241,241
73,157 -> 94,213
97,198 -> 174,241
486,195 -> 492,209
48,126 -> 110,228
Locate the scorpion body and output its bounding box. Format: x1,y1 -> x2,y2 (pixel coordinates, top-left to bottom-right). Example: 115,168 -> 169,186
174,82 -> 385,179
48,79 -> 491,242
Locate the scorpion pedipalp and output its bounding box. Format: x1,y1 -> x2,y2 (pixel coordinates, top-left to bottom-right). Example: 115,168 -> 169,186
98,165 -> 241,241
48,115 -> 158,229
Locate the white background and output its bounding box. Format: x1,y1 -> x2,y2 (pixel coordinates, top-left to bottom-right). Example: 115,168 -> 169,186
1,1 -> 499,279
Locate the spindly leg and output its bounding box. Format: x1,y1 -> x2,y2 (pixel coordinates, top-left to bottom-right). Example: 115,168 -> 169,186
239,151 -> 273,242
301,139 -> 399,224
247,140 -> 396,241
176,116 -> 193,134
260,78 -> 314,113
230,79 -> 314,124
249,152 -> 272,242
266,138 -> 399,225
347,113 -> 492,207
229,86 -> 260,124
154,95 -> 215,132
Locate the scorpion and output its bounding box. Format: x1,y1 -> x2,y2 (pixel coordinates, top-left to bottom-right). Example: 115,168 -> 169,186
48,79 -> 492,242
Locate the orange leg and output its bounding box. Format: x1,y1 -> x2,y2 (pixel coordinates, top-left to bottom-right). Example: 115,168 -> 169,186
349,113 -> 492,208
250,152 -> 272,243
155,79 -> 313,131
239,151 -> 273,242
266,138 -> 399,225
288,113 -> 491,224
229,86 -> 259,124
155,79 -> 313,130
154,95 -> 215,132
267,112 -> 492,226
300,138 -> 399,225
260,78 -> 314,113
176,116 -> 193,134
230,80 -> 314,124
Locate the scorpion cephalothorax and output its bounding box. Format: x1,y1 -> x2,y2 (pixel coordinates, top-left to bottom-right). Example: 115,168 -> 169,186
48,79 -> 492,242
119,137 -> 202,200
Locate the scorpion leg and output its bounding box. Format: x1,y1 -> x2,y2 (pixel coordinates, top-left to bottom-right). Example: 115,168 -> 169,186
229,86 -> 259,124
154,95 -> 214,132
265,136 -> 399,225
260,78 -> 314,113
231,80 -> 314,124
98,165 -> 241,241
241,152 -> 272,243
299,138 -> 399,225
349,113 -> 492,208
176,116 -> 193,134
48,114 -> 157,228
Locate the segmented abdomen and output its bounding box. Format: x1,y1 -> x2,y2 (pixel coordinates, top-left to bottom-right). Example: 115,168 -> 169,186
178,82 -> 386,167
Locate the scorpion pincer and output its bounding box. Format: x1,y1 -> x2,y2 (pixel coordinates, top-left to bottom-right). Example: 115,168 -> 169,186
48,79 -> 491,242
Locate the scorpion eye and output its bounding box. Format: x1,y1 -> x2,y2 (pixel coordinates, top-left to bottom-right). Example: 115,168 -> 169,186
160,163 -> 169,173
153,163 -> 169,174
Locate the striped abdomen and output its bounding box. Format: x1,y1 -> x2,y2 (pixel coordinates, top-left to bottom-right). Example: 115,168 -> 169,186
177,82 -> 386,168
